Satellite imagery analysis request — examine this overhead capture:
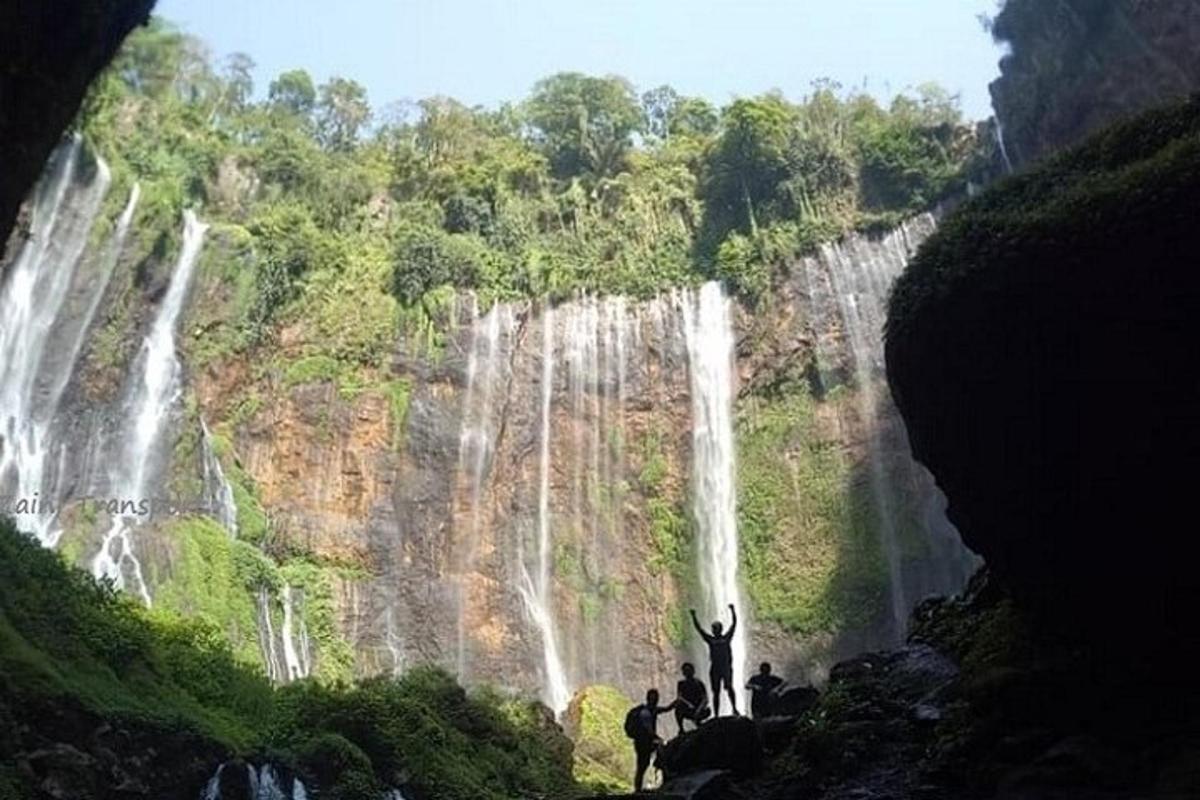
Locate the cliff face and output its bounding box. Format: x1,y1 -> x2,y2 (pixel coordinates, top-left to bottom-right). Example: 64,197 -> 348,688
989,0 -> 1200,167
0,0 -> 154,248
0,139 -> 975,707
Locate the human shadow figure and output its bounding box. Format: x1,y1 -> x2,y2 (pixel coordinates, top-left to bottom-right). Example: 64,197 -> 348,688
745,661 -> 786,719
624,688 -> 679,792
690,604 -> 740,717
674,662 -> 712,734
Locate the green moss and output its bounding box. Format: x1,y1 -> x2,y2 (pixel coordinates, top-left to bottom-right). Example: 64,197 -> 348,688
637,431 -> 669,492
736,382 -> 887,635
283,354 -> 343,387
277,560 -> 358,683
569,684 -> 635,793
185,224 -> 258,367
889,98 -> 1200,343
150,516 -> 267,666
228,391 -> 263,427
646,497 -> 688,577
225,457 -> 270,546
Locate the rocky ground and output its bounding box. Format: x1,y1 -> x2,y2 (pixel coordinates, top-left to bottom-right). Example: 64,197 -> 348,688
584,570 -> 1200,800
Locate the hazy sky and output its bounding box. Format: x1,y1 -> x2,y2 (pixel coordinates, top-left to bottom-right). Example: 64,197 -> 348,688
156,0 -> 1007,121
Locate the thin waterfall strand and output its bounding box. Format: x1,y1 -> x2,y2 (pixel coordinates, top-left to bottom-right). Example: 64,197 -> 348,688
92,210 -> 208,605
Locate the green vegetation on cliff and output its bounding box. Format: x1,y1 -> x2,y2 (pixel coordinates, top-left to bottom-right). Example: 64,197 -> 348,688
0,518 -> 578,799
737,381 -> 887,635
565,685 -> 636,793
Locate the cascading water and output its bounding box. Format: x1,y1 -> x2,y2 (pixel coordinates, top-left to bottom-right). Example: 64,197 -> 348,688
92,210 -> 209,605
256,586 -> 285,682
680,282 -> 747,709
281,585 -> 313,681
802,216 -> 976,639
454,299 -> 518,681
517,304 -> 571,713
0,137 -> 111,543
253,584 -> 313,684
201,764 -> 312,800
995,119 -> 1015,174
200,419 -> 238,536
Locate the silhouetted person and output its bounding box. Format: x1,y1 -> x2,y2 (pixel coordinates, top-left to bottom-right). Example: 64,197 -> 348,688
691,603 -> 740,717
674,662 -> 712,733
624,689 -> 678,792
746,661 -> 786,719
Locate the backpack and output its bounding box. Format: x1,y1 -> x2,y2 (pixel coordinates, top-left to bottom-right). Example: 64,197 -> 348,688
623,706 -> 643,740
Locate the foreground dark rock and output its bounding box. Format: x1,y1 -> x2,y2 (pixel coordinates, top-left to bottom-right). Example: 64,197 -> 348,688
726,571 -> 1200,799
0,0 -> 154,248
886,98 -> 1200,663
659,716 -> 764,780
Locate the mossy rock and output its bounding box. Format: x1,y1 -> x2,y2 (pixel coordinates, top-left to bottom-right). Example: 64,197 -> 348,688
886,98 -> 1200,659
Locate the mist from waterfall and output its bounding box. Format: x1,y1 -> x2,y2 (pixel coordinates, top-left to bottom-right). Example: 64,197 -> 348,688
92,210 -> 209,605
681,282 -> 747,708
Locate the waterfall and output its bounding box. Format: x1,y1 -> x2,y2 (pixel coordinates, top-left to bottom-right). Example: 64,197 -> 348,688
0,137 -> 111,544
200,764 -> 311,800
823,239 -> 908,635
281,585 -> 313,681
255,585 -> 313,683
256,586 -> 284,682
802,216 -> 976,639
454,299 -> 517,681
385,606 -> 405,675
995,119 -> 1015,174
518,304 -> 571,713
92,210 -> 208,605
200,419 -> 238,536
681,282 -> 747,710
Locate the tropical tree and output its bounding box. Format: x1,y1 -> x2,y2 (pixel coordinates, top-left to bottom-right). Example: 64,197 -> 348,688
316,77 -> 371,151
525,72 -> 643,182
269,69 -> 317,117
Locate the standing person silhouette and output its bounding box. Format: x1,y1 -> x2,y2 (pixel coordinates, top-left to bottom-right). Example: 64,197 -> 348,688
690,603 -> 740,717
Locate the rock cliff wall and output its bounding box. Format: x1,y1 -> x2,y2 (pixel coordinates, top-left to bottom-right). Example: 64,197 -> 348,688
0,141 -> 975,707
989,0 -> 1200,167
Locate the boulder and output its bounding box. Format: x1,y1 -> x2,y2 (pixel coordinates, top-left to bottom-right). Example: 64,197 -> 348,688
886,98 -> 1200,664
658,716 -> 762,780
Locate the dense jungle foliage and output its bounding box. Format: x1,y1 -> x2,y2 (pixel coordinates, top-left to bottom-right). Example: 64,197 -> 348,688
78,18 -> 990,373
0,518 -> 576,800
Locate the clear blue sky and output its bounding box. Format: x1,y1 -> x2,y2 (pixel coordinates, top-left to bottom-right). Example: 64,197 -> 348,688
156,0 -> 1006,121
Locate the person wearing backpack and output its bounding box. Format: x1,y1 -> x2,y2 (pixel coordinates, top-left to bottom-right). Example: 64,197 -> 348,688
624,688 -> 679,791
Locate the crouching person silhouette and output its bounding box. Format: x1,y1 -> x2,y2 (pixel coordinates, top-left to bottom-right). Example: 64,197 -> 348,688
674,662 -> 712,733
624,689 -> 678,791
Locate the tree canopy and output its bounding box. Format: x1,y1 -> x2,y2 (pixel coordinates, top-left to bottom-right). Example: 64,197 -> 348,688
78,18 -> 989,371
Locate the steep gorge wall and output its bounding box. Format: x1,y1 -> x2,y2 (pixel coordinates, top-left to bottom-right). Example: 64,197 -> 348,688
0,141 -> 975,708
